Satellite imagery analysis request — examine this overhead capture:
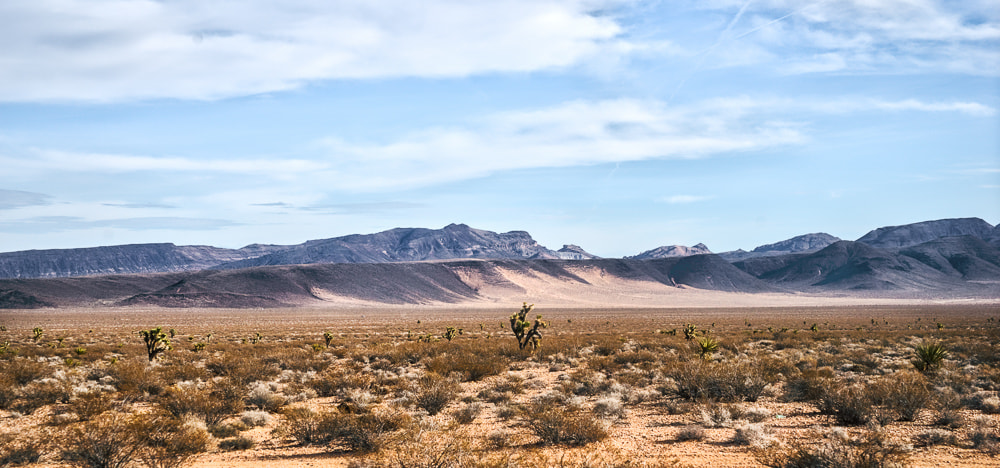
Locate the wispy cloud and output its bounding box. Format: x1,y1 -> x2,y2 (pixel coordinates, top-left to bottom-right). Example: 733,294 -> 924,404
102,202 -> 176,209
660,195 -> 713,204
300,202 -> 423,213
0,189 -> 52,209
699,0 -> 1000,75
0,0 -> 629,102
0,216 -> 240,233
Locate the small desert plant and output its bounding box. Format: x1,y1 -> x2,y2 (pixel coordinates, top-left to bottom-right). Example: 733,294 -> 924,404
912,342 -> 947,373
139,327 -> 171,362
240,410 -> 274,427
683,323 -> 698,340
510,302 -> 547,351
913,428 -> 958,447
246,382 -> 286,412
138,415 -> 210,468
413,373 -> 459,415
323,331 -> 334,348
696,336 -> 719,359
524,404 -> 609,446
32,327 -> 43,342
207,422 -> 243,438
281,407 -> 339,445
451,402 -> 482,424
757,428 -> 910,468
60,412 -> 149,468
676,425 -> 706,442
69,391 -> 116,421
443,326 -> 461,341
732,422 -> 775,448
218,436 -> 254,451
0,432 -> 45,467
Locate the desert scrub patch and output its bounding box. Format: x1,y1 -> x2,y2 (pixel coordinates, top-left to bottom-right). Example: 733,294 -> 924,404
218,436 -> 255,451
756,427 -> 910,468
158,380 -> 245,426
0,432 -> 45,467
523,403 -> 609,446
663,358 -> 769,402
675,425 -> 706,442
451,402 -> 482,424
107,358 -> 165,400
413,373 -> 460,416
423,348 -> 507,382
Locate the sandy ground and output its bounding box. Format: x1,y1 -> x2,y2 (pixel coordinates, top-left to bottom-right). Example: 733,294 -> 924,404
2,299 -> 999,467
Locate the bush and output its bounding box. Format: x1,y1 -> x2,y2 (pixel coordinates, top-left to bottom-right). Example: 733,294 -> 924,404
451,402 -> 482,424
240,410 -> 274,427
246,382 -> 286,412
676,425 -> 705,442
158,380 -> 244,426
524,405 -> 609,446
758,429 -> 910,468
138,415 -> 210,468
732,422 -> 775,448
413,373 -> 459,416
665,359 -> 769,402
218,436 -> 254,451
913,429 -> 957,447
424,351 -> 507,382
69,391 -> 115,421
60,412 -> 149,468
281,407 -> 339,445
107,359 -> 164,400
0,432 -> 44,467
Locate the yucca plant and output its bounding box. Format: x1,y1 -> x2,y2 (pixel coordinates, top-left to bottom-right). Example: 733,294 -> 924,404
697,337 -> 719,359
912,342 -> 948,372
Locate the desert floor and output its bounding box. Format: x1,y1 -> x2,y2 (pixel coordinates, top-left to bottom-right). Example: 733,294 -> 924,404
2,299 -> 999,467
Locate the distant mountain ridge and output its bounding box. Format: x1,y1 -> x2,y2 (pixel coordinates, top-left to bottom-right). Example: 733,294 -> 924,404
0,218 -> 997,303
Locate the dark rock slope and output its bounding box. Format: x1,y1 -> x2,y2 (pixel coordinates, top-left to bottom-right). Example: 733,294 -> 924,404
856,218 -> 995,249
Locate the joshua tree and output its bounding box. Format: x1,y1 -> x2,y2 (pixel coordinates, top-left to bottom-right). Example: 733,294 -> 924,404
139,327 -> 171,362
32,327 -> 43,341
510,302 -> 547,350
444,326 -> 464,341
683,324 -> 698,340
323,331 -> 334,348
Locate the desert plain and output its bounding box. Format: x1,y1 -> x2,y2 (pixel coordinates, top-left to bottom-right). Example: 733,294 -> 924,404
1,295 -> 999,468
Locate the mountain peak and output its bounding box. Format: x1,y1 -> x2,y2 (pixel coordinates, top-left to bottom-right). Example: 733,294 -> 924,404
628,243 -> 712,260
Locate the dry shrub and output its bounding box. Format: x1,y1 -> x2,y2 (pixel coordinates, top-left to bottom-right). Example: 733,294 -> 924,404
913,428 -> 957,447
424,350 -> 507,382
524,405 -> 609,446
732,422 -> 775,448
155,361 -> 207,385
69,390 -> 116,421
676,425 -> 705,442
817,372 -> 931,426
246,382 -> 286,412
309,366 -> 375,397
107,359 -> 164,400
60,411 -> 149,468
240,410 -> 274,427
139,415 -> 210,468
217,436 -> 254,451
280,406 -> 411,452
969,415 -> 999,453
451,402 -> 482,424
158,380 -> 245,426
205,351 -> 279,386
413,373 -> 459,416
757,428 -> 910,468
3,357 -> 52,386
0,432 -> 45,467
665,359 -> 769,402
14,377 -> 73,415
784,367 -> 835,402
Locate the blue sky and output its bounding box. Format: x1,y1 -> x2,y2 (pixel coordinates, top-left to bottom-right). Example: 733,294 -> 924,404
0,0 -> 997,257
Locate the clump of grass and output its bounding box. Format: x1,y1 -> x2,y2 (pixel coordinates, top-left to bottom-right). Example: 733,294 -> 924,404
413,373 -> 459,416
451,402 -> 482,424
757,428 -> 910,468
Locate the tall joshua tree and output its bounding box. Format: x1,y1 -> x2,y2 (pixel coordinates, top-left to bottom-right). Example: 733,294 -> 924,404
510,302 -> 547,350
139,327 -> 171,362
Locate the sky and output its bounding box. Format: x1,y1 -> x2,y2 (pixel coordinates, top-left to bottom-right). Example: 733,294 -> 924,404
0,0 -> 998,258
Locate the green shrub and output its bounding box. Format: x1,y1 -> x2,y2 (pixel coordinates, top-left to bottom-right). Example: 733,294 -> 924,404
913,342 -> 947,372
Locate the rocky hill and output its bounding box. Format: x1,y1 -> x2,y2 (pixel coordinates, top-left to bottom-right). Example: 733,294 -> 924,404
856,217 -> 995,249
720,233 -> 840,261
628,243 -> 711,260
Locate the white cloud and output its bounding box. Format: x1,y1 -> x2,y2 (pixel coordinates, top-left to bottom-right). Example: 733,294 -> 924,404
0,0 -> 628,102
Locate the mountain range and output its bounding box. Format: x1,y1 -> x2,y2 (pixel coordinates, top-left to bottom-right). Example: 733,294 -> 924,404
0,217 -> 997,308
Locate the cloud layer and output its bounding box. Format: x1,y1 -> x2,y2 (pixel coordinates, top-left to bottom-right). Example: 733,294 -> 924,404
0,0 -> 625,101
